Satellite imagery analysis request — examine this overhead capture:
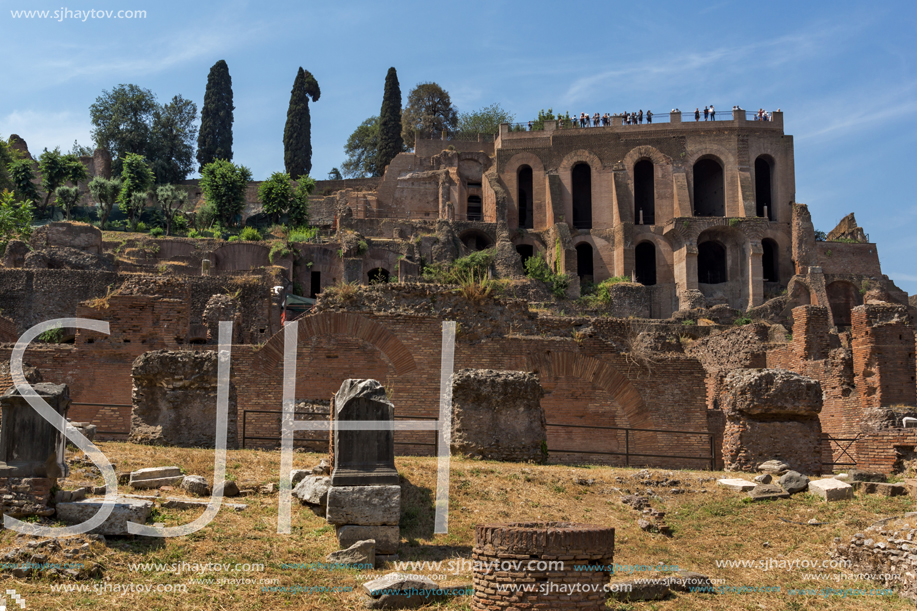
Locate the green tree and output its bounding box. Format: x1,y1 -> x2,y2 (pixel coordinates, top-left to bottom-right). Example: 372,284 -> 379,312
327,167 -> 343,180
0,190 -> 34,251
341,116 -> 379,178
199,159 -> 252,227
69,140 -> 94,156
284,67 -> 321,179
8,159 -> 39,204
38,148 -> 88,212
89,84 -> 157,175
155,184 -> 189,236
289,177 -> 315,226
88,176 -> 122,228
197,60 -> 234,171
258,171 -> 294,224
401,82 -> 458,149
456,103 -> 515,138
375,67 -> 404,176
148,94 -> 198,184
117,153 -> 154,224
55,185 -> 81,221
0,139 -> 13,193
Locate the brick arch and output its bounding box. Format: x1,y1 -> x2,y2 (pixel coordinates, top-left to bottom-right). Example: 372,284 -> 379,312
252,312 -> 417,375
504,152 -> 548,231
684,144 -> 736,171
525,351 -> 654,430
504,152 -> 546,175
632,233 -> 675,283
622,145 -> 671,169
558,149 -> 604,174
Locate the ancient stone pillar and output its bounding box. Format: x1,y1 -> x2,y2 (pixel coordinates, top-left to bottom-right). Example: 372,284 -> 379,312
0,383 -> 70,478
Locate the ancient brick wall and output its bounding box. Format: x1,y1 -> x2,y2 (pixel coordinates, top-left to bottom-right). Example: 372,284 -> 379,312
853,430 -> 917,473
851,304 -> 916,409
816,242 -> 882,276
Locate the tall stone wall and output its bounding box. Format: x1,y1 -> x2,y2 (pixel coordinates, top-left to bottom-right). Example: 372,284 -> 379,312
852,303 -> 916,409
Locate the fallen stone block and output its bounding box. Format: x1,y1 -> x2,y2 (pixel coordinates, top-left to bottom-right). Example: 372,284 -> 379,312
161,497 -> 247,512
905,479 -> 917,496
666,570 -> 714,592
129,467 -> 183,489
181,475 -> 210,497
874,483 -> 907,497
757,460 -> 790,474
754,474 -> 772,484
337,524 -> 400,555
326,539 -> 375,568
717,478 -> 756,492
326,485 -> 400,525
808,478 -> 854,501
363,573 -> 459,609
749,484 -> 790,501
293,476 -> 331,506
608,578 -> 670,601
778,471 -> 810,494
55,497 -> 153,535
846,469 -> 887,483
290,469 -> 310,486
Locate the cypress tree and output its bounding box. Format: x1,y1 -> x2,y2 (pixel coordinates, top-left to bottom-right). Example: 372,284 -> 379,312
284,67 -> 321,179
197,60 -> 234,171
374,67 -> 404,177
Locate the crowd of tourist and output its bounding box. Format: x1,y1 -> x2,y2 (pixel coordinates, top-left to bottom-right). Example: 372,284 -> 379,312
522,106 -> 779,130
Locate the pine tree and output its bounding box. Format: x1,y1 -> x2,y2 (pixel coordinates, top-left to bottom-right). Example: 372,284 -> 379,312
374,67 -> 404,177
284,67 -> 321,179
197,60 -> 234,171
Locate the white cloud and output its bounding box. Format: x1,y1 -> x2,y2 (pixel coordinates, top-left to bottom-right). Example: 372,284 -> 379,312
1,109 -> 93,156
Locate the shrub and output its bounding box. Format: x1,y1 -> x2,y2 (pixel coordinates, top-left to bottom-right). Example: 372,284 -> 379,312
423,249 -> 496,285
239,226 -> 262,241
733,316 -> 752,326
524,253 -> 569,299
228,235 -> 239,242
289,226 -> 319,243
38,326 -> 64,343
357,239 -> 369,255
188,229 -> 201,238
149,227 -> 164,237
135,221 -> 148,232
681,319 -> 696,326
269,242 -> 292,263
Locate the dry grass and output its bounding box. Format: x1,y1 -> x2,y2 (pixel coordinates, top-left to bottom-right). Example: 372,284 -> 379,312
83,285 -> 121,310
3,443 -> 914,610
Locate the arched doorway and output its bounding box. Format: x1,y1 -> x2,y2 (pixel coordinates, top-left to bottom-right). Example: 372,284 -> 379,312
755,156 -> 774,220
762,238 -> 779,283
516,244 -> 534,269
635,242 -> 656,285
460,230 -> 493,252
575,242 -> 594,281
368,267 -> 390,284
693,158 -> 725,217
698,241 -> 727,284
634,160 -> 655,225
826,281 -> 862,327
572,163 -> 592,229
466,195 -> 483,221
518,165 -> 533,229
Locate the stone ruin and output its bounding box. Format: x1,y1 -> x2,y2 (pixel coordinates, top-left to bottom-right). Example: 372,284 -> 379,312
130,350 -> 239,448
721,368 -> 823,474
450,369 -> 546,462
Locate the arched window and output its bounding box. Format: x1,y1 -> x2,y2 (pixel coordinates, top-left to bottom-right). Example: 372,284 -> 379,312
635,242 -> 656,285
634,160 -> 655,225
693,158 -> 725,217
826,281 -> 862,327
516,244 -> 534,269
698,240 -> 727,284
575,242 -> 594,280
368,268 -> 390,284
571,163 -> 592,229
466,195 -> 483,221
762,238 -> 779,282
517,166 -> 533,229
755,156 -> 773,220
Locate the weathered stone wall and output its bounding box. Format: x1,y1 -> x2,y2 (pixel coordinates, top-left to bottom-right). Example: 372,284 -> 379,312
130,350 -> 238,448
833,516 -> 917,601
0,478 -> 53,519
29,222 -> 102,255
721,368 -> 823,473
451,369 -> 546,462
852,303 -> 916,409
686,323 -> 770,409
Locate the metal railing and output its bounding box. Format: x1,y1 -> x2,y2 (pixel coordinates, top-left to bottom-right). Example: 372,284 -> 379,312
546,423 -> 716,470
71,402 -> 131,436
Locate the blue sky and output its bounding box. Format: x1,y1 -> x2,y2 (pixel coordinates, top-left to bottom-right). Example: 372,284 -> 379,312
2,0 -> 916,293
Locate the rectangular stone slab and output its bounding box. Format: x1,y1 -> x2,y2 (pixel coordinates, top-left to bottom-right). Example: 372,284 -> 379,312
808,478 -> 854,501
326,485 -> 400,525
717,478 -> 756,492
130,466 -> 182,481
129,476 -> 184,489
337,524 -> 400,554
55,497 -> 153,535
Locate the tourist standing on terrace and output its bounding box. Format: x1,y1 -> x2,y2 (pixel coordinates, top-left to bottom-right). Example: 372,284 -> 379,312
638,110 -> 643,123
710,105 -> 716,120
695,108 -> 701,121
703,106 -> 709,120
646,110 -> 653,124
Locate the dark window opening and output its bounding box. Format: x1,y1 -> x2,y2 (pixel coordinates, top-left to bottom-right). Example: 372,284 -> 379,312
698,241 -> 727,284
635,242 -> 657,285
462,232 -> 492,252
368,268 -> 390,284
467,195 -> 483,221
310,271 -> 321,298
755,157 -> 773,219
575,242 -> 594,280
516,244 -> 534,268
518,166 -> 533,229
826,281 -> 862,327
693,158 -> 725,217
572,163 -> 592,229
634,160 -> 655,225
762,238 -> 778,283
